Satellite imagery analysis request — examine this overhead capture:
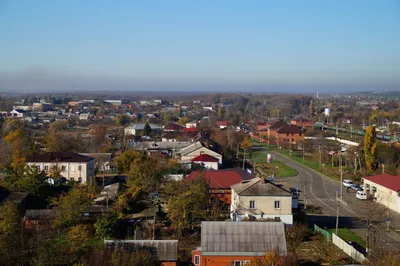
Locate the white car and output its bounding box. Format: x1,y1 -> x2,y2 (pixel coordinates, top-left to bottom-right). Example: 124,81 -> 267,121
343,180 -> 354,187
356,190 -> 367,200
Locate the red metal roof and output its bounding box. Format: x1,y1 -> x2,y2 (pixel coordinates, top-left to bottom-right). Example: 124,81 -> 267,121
182,127 -> 199,133
364,174 -> 400,191
191,154 -> 219,162
185,168 -> 253,189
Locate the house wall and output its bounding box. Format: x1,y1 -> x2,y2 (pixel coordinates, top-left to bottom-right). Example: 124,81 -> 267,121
160,262 -> 176,266
192,250 -> 260,266
125,128 -> 137,135
230,190 -> 293,224
27,160 -> 95,184
363,180 -> 400,213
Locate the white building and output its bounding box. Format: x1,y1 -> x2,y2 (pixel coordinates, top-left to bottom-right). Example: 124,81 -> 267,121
230,177 -> 294,224
191,154 -> 219,170
104,100 -> 122,105
185,121 -> 198,128
363,174 -> 400,214
10,109 -> 28,117
27,152 -> 95,184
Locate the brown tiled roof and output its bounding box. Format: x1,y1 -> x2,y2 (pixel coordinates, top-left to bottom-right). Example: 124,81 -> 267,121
268,121 -> 288,130
276,124 -> 303,134
28,152 -> 94,163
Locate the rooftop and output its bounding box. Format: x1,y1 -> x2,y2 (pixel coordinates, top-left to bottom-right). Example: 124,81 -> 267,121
28,152 -> 95,163
200,221 -> 287,256
364,174 -> 400,191
185,168 -> 253,189
105,240 -> 178,261
191,154 -> 219,162
231,177 -> 292,196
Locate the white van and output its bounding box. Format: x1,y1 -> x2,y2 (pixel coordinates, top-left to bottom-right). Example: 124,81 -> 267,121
356,190 -> 367,200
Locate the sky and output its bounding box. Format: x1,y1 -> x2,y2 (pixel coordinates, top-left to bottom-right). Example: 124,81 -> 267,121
0,0 -> 399,93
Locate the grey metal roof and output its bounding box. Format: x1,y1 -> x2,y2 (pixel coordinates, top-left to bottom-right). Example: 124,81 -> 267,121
178,141 -> 204,156
201,221 -> 287,256
232,178 -> 292,196
104,240 -> 178,261
126,123 -> 161,130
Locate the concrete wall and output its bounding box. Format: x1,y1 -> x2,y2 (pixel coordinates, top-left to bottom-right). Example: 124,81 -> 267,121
332,233 -> 366,263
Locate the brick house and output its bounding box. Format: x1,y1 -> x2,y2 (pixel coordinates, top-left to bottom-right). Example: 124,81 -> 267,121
290,118 -> 312,128
192,221 -> 287,266
267,121 -> 304,146
185,168 -> 253,204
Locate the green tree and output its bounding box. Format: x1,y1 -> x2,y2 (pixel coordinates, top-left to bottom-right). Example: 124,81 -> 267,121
164,178 -> 210,236
142,121 -> 152,136
218,105 -> 223,119
1,165 -> 46,194
177,116 -> 189,126
309,99 -> 313,117
94,212 -> 119,238
0,201 -> 20,236
66,224 -> 93,253
116,150 -> 144,174
116,114 -> 129,126
52,186 -> 94,228
163,113 -> 171,124
127,155 -> 166,193
364,125 -> 377,171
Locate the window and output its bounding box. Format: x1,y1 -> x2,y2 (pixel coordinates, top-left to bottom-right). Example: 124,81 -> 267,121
274,200 -> 281,209
232,261 -> 249,266
244,261 -> 251,265
71,165 -> 75,172
78,165 -> 82,171
61,166 -> 66,172
249,200 -> 255,209
44,165 -> 49,171
78,177 -> 82,184
286,133 -> 289,136
194,255 -> 200,265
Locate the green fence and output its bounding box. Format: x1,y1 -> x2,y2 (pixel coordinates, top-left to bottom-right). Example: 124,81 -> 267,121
314,224 -> 332,242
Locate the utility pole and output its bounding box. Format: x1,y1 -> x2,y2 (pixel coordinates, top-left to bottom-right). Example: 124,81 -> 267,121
304,180 -> 307,210
302,142 -> 305,163
318,145 -> 322,169
340,168 -> 344,201
335,190 -> 340,235
242,150 -> 246,170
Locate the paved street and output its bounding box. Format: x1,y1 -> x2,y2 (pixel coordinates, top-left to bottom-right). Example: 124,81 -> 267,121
252,145 -> 400,251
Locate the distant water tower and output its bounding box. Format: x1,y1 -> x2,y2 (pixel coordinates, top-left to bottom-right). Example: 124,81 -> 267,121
324,108 -> 331,117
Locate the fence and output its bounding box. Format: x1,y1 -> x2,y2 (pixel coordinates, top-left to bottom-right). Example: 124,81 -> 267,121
332,233 -> 367,263
314,224 -> 331,242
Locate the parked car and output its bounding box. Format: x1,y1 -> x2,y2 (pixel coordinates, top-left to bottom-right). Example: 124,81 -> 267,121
359,184 -> 370,191
356,190 -> 368,200
343,180 -> 354,187
350,184 -> 362,191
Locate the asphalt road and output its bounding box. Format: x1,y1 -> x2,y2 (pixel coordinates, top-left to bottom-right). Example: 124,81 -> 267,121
252,145 -> 400,251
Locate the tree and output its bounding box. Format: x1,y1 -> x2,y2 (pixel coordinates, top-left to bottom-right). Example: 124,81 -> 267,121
52,186 -> 94,228
241,136 -> 252,168
164,178 -> 210,236
142,121 -> 152,136
364,125 -> 377,171
3,128 -> 31,170
249,249 -> 284,266
94,212 -> 119,238
116,114 -> 129,126
1,165 -> 47,194
218,105 -> 223,119
127,155 -> 166,194
285,223 -> 308,254
116,150 -> 144,174
66,224 -> 93,253
163,113 -> 171,124
177,117 -> 189,126
0,201 -> 20,236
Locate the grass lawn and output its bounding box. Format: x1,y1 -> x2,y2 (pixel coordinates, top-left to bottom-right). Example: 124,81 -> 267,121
251,150 -> 297,177
259,161 -> 297,177
328,228 -> 366,248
